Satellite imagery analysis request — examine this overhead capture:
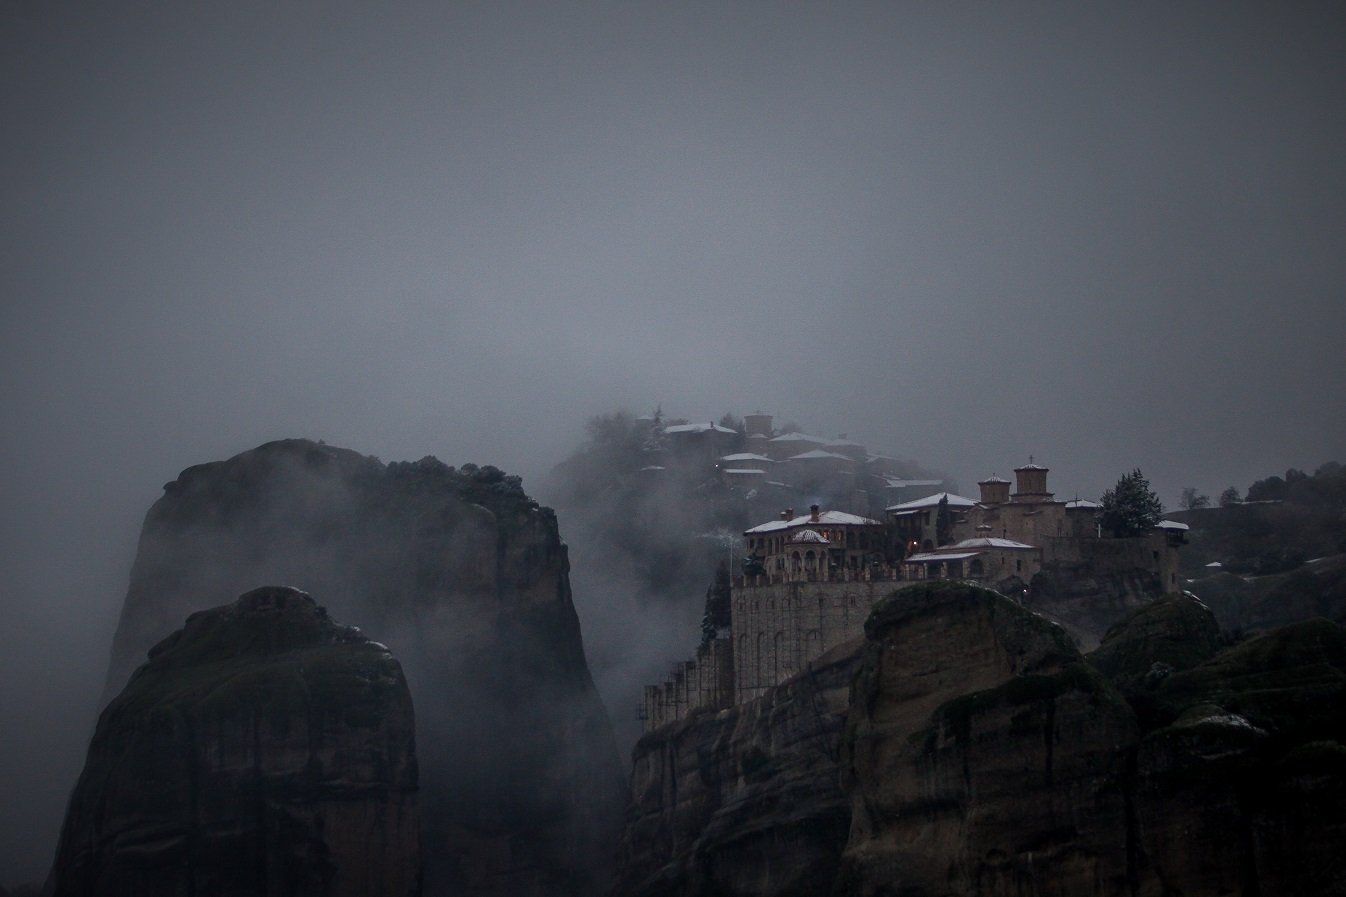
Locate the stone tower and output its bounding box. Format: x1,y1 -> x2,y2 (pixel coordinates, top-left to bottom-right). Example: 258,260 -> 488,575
978,475 -> 1011,506
1012,462 -> 1052,502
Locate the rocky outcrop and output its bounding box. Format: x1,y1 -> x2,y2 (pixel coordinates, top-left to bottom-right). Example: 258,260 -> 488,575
836,581 -> 1138,897
835,583 -> 1346,897
616,576 -> 1346,897
1189,554 -> 1346,636
615,639 -> 862,897
104,440 -> 623,897
1088,591 -> 1223,699
47,587 -> 418,897
1132,619 -> 1346,896
1027,562 -> 1166,650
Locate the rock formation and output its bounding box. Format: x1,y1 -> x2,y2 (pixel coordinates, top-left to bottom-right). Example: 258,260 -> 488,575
836,581 -> 1138,897
104,440 -> 623,897
616,582 -> 1346,896
1129,618 -> 1346,896
1024,563 -> 1167,650
1187,553 -> 1346,636
1088,591 -> 1224,706
616,639 -> 860,897
47,587 -> 418,897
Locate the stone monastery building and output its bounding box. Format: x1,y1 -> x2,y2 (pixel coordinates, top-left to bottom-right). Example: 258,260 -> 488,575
642,461 -> 1186,731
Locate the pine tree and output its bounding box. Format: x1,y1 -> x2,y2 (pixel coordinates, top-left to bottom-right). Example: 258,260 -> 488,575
1099,469 -> 1164,537
699,561 -> 732,647
935,496 -> 955,546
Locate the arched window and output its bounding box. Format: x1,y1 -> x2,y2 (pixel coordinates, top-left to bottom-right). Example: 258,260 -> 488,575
791,552 -> 802,572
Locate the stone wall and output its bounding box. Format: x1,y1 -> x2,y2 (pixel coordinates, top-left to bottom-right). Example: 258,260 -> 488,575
618,639 -> 862,897
1017,530 -> 1182,592
643,637 -> 734,731
731,574 -> 900,704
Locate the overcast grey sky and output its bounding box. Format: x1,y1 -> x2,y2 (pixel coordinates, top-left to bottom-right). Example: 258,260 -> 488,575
3,1 -> 1344,882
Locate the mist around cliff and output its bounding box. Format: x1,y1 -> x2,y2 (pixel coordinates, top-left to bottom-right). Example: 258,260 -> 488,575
4,1 -> 1346,888
90,441 -> 624,896
538,406 -> 955,753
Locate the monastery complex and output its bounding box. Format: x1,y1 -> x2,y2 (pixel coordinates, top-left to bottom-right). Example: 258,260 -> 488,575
642,414 -> 1187,731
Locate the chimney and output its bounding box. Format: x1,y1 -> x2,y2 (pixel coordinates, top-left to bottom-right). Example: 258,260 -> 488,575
810,504 -> 820,522
780,509 -> 791,521
786,507 -> 795,520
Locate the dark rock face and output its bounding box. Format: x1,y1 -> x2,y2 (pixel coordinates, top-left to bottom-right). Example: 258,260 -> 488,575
836,584 -> 1346,897
615,640 -> 860,897
1186,555 -> 1346,636
47,587 -> 419,897
1026,563 -> 1166,650
1133,619 -> 1346,896
837,581 -> 1138,897
104,440 -> 623,897
617,581 -> 1346,896
1089,592 -> 1223,699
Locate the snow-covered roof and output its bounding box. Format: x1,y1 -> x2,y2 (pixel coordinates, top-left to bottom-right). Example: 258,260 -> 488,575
1016,463 -> 1048,471
1064,498 -> 1101,509
769,432 -> 826,443
1155,520 -> 1190,531
719,452 -> 774,464
664,422 -> 738,435
886,492 -> 979,513
639,465 -> 665,471
1205,561 -> 1224,568
786,449 -> 853,462
883,477 -> 944,488
789,529 -> 829,544
825,438 -> 865,448
978,474 -> 1011,484
745,509 -> 881,534
722,468 -> 766,476
949,537 -> 1036,550
905,551 -> 982,563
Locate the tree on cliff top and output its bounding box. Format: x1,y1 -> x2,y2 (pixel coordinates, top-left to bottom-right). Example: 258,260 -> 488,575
1100,469 -> 1164,537
1180,487 -> 1210,510
700,561 -> 732,647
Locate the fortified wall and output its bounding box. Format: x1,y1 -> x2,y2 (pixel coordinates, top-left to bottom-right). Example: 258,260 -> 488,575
642,569 -> 902,726
730,572 -> 900,704
642,636 -> 734,730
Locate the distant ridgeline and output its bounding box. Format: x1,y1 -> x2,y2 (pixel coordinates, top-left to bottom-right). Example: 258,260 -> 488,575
1172,461 -> 1346,576
644,463 -> 1188,730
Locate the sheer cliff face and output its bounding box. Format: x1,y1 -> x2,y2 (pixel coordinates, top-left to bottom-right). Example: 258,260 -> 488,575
837,582 -> 1138,897
105,440 -> 623,897
840,587 -> 1346,897
617,584 -> 1346,897
616,640 -> 860,897
49,587 -> 419,897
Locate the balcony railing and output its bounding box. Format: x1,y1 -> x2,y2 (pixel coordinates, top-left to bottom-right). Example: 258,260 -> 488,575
733,565 -> 907,589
